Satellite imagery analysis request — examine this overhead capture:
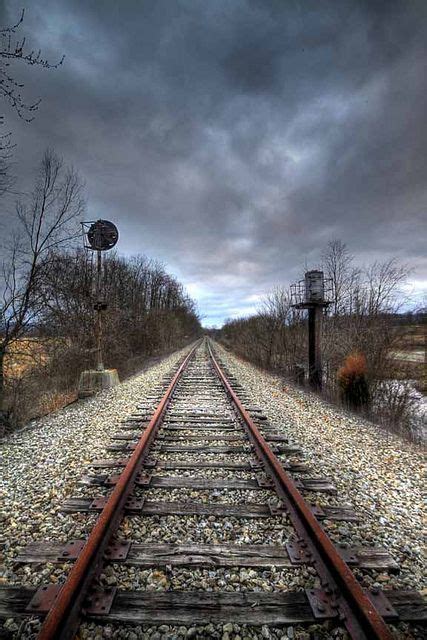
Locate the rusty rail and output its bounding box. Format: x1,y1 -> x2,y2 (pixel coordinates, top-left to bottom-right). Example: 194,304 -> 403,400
37,342 -> 199,640
35,337 -> 395,639
207,340 -> 393,640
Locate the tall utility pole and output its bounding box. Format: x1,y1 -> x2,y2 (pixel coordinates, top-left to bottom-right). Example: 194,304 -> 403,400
291,270 -> 330,390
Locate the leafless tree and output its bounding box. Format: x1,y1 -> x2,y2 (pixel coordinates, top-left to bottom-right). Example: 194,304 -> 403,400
319,243 -> 411,385
261,287 -> 294,368
0,148 -> 84,424
0,129 -> 13,196
363,259 -> 410,315
0,9 -> 64,120
0,9 -> 64,194
38,248 -> 201,372
321,239 -> 361,315
219,240 -> 417,437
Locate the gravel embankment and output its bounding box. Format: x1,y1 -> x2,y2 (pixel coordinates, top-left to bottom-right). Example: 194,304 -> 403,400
215,343 -> 426,596
1,340 -> 425,640
0,345 -> 192,636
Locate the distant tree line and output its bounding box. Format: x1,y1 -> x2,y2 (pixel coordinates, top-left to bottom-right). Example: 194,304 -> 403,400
219,240 -> 422,440
0,13 -> 201,429
38,249 -> 201,371
1,149 -> 201,428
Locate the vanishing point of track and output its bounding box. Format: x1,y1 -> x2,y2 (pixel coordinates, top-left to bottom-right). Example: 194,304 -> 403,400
1,338 -> 425,639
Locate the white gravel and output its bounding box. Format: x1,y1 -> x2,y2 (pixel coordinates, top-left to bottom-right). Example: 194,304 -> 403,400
213,344 -> 426,594
1,340 -> 425,640
0,346 -> 191,591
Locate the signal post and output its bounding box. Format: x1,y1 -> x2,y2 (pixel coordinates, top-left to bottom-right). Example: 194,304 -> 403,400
291,270 -> 330,391
78,219 -> 120,398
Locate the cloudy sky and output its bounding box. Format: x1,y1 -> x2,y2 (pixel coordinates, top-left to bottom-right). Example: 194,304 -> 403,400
1,0 -> 426,325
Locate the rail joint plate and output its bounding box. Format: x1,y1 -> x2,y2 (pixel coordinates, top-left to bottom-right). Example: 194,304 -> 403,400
26,584 -> 61,613
310,504 -> 325,518
57,540 -> 86,561
305,588 -> 338,619
256,474 -> 274,488
136,471 -> 153,486
84,587 -> 117,615
286,539 -> 313,564
143,457 -> 158,468
337,545 -> 359,565
269,501 -> 287,516
104,540 -> 131,561
292,478 -> 304,490
90,496 -> 109,511
366,589 -> 399,621
125,496 -> 145,512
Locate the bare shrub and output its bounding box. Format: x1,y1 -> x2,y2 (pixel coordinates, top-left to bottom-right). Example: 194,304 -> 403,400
372,380 -> 420,440
219,239 -> 420,441
2,247 -> 201,429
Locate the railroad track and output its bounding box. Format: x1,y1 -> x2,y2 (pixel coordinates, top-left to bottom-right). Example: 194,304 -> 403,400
0,338 -> 425,639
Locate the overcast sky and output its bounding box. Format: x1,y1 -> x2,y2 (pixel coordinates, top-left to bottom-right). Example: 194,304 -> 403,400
1,0 -> 426,326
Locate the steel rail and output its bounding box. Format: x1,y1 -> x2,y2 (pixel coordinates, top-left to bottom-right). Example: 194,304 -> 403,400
207,340 -> 393,640
37,342 -> 200,640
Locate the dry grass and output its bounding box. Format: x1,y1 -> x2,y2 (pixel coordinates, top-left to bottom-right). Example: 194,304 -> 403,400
4,338 -> 51,379
390,323 -> 426,393
36,389 -> 77,417
3,338 -> 77,427
394,323 -> 425,349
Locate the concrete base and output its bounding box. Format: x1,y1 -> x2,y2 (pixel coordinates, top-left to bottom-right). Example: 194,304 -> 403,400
78,369 -> 120,398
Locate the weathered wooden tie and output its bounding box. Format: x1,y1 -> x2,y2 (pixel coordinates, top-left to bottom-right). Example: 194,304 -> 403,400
15,541 -> 399,571
0,587 -> 425,625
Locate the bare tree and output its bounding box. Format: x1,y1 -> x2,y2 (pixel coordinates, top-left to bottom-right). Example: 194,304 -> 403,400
221,287 -> 305,377
219,240 -> 419,437
364,258 -> 410,315
261,287 -> 293,368
0,9 -> 64,120
321,239 -> 361,315
38,248 -> 201,372
0,148 -> 84,425
0,129 -> 13,196
0,9 -> 64,194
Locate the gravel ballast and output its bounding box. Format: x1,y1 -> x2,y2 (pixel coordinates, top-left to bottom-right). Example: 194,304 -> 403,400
0,340 -> 425,640
215,343 -> 426,596
0,346 -> 191,591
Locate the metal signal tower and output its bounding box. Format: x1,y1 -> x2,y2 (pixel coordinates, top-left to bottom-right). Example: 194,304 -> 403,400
82,219 -> 119,371
291,270 -> 331,390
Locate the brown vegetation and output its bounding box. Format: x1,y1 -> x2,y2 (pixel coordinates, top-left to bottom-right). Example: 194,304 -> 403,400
337,352 -> 370,410
390,321 -> 426,393
1,150 -> 202,430
219,240 -> 424,441
1,148 -> 85,429
2,250 -> 201,428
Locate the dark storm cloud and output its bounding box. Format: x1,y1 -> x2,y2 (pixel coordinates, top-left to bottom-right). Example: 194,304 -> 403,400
2,0 -> 426,324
